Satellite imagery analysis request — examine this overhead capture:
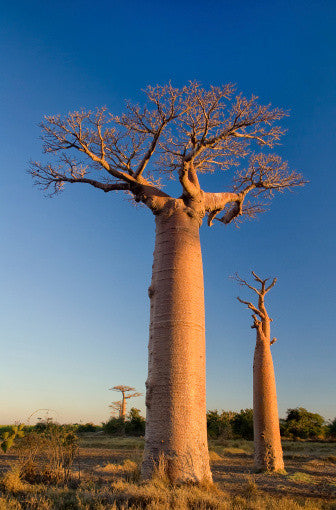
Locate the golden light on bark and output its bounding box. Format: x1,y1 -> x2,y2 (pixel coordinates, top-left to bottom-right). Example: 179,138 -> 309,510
30,83 -> 304,482
235,272 -> 284,472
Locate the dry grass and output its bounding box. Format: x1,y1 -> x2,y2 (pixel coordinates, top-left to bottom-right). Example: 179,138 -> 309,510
0,436 -> 335,508
209,451 -> 223,462
0,477 -> 335,509
94,459 -> 140,482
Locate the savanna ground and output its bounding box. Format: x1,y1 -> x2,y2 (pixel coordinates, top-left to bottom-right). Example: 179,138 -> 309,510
0,434 -> 335,509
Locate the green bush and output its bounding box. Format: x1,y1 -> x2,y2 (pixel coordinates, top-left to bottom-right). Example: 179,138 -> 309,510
125,408 -> 145,436
232,409 -> 254,440
282,407 -> 325,439
207,410 -> 235,439
103,409 -> 145,436
34,418 -> 55,432
327,417 -> 336,438
1,424 -> 25,453
102,417 -> 125,435
75,423 -> 101,433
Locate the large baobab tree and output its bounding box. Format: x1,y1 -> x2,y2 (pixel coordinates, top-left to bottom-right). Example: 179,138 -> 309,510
109,385 -> 142,422
30,82 -> 304,482
235,272 -> 284,472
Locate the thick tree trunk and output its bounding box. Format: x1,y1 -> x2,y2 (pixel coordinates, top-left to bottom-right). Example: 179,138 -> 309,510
253,333 -> 284,471
142,209 -> 212,483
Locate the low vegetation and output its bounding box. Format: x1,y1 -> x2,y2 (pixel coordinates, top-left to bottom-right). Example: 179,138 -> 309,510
0,433 -> 335,508
0,408 -> 335,508
207,407 -> 336,441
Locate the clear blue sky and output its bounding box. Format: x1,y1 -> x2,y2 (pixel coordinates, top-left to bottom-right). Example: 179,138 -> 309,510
0,0 -> 335,424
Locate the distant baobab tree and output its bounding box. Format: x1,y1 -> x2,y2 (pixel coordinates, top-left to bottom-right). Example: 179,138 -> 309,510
30,83 -> 304,482
109,385 -> 142,422
235,272 -> 284,472
109,400 -> 122,418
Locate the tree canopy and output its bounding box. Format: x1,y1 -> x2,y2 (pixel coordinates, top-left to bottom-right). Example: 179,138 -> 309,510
30,82 -> 305,226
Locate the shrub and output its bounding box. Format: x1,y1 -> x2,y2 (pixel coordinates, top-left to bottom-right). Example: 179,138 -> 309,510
1,425 -> 25,453
75,422 -> 101,433
125,408 -> 146,436
103,409 -> 145,436
232,409 -> 254,440
327,417 -> 336,438
283,407 -> 325,439
207,410 -> 235,439
33,417 -> 55,432
16,425 -> 79,484
102,417 -> 125,435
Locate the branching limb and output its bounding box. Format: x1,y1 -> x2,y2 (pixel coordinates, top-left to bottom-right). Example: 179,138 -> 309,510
237,297 -> 265,319
30,83 -> 306,219
125,392 -> 142,399
265,278 -> 277,294
234,272 -> 278,341
251,314 -> 269,342
29,161 -> 130,195
233,153 -> 306,197
179,162 -> 201,198
109,401 -> 122,416
232,272 -> 261,296
204,192 -> 241,225
134,122 -> 166,178
40,110 -> 138,185
252,271 -> 267,284
204,152 -> 305,227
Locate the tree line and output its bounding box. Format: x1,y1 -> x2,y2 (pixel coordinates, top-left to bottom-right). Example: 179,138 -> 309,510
100,405 -> 336,442
207,407 -> 336,441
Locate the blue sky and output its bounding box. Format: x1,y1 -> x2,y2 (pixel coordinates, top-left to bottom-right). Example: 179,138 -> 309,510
0,0 -> 335,424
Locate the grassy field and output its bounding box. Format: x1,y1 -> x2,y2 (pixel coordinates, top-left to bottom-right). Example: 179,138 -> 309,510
0,434 -> 335,509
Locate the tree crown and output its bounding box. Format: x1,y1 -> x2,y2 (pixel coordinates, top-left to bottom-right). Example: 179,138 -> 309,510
234,271 -> 278,343
30,82 -> 306,226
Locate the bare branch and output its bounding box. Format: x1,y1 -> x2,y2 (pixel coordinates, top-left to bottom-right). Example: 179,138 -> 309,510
251,271 -> 266,285
237,296 -> 265,319
109,401 -> 122,416
234,272 -> 277,335
29,160 -> 130,195
30,83 -> 305,216
232,273 -> 261,296
265,278 -> 277,294
125,392 -> 142,399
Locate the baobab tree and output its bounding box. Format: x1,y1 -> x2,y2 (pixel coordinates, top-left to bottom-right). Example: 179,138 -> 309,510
235,272 -> 284,472
109,385 -> 142,422
30,82 -> 304,482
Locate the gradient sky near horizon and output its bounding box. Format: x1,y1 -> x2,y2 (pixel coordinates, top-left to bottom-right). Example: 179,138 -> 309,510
0,0 -> 335,425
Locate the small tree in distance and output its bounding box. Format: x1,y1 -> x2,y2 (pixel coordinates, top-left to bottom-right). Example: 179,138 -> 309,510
109,386 -> 142,422
30,83 -> 305,482
235,272 -> 284,472
109,401 -> 122,418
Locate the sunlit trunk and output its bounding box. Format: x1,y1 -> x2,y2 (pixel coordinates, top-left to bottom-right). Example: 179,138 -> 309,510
142,209 -> 212,483
253,334 -> 284,471
121,394 -> 126,422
